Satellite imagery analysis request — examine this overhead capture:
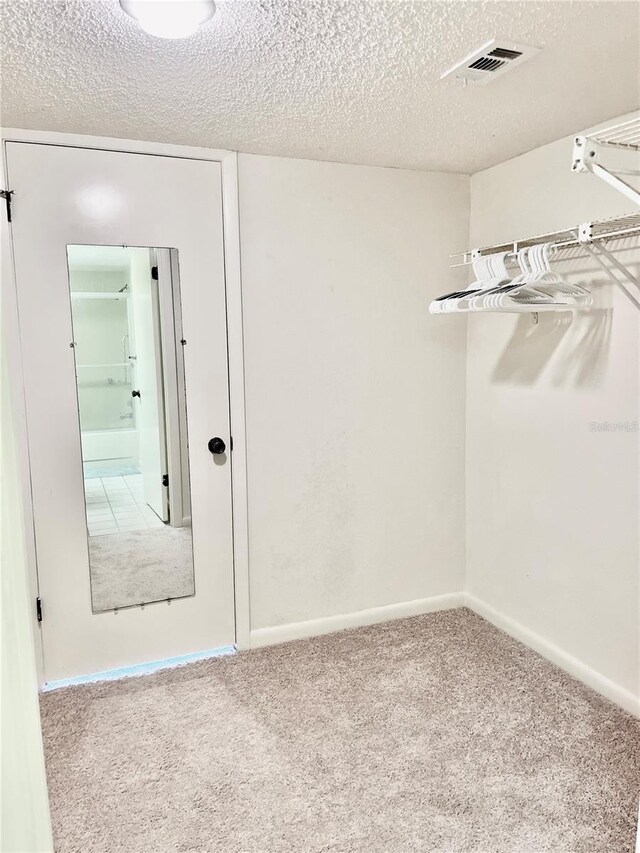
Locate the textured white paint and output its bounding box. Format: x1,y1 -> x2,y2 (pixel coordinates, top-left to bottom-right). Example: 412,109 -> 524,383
466,114 -> 639,703
1,0 -> 638,173
238,153 -> 469,630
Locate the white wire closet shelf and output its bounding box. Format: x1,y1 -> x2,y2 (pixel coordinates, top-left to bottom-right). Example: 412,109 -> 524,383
435,212 -> 640,315
589,116 -> 640,151
450,213 -> 640,267
432,115 -> 640,316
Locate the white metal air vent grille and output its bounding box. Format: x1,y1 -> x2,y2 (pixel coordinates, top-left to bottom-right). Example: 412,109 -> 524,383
441,39 -> 541,85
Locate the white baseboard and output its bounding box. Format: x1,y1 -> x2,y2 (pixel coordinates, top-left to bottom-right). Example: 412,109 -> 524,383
466,593 -> 640,718
250,592 -> 465,650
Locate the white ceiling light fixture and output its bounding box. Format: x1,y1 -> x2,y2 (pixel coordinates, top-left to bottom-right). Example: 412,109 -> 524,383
120,1 -> 216,39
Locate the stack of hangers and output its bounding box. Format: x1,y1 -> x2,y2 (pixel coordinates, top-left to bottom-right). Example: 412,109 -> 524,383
429,243 -> 592,314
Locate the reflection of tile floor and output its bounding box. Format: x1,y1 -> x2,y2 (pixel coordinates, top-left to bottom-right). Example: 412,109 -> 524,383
84,474 -> 165,537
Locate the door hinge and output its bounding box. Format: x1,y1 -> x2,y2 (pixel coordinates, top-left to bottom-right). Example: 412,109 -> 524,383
36,596 -> 43,623
151,265 -> 158,281
162,474 -> 169,487
230,436 -> 233,451
1,190 -> 14,223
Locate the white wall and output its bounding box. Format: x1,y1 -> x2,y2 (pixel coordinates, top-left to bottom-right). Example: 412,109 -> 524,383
466,116 -> 639,713
238,154 -> 469,633
1,198 -> 53,850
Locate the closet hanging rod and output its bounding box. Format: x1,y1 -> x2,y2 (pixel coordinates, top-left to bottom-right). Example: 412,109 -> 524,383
450,212 -> 640,267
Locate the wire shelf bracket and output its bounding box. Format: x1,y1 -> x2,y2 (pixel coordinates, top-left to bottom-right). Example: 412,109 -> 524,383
572,116 -> 640,207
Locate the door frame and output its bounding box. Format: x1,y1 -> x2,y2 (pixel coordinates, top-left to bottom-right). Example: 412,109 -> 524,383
1,129 -> 251,685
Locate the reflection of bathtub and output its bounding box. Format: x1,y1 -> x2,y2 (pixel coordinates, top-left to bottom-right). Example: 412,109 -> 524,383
81,428 -> 138,468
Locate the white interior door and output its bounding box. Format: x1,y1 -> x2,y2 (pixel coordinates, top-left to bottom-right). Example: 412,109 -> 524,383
6,141 -> 236,683
130,249 -> 169,522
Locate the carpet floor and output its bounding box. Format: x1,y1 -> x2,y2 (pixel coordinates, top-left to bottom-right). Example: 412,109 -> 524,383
40,608 -> 640,853
89,526 -> 194,612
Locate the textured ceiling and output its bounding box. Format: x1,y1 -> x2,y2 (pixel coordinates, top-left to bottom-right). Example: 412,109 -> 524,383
1,0 -> 639,173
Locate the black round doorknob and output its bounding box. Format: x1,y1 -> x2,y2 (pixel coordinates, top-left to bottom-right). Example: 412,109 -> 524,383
131,389 -> 141,398
208,437 -> 226,455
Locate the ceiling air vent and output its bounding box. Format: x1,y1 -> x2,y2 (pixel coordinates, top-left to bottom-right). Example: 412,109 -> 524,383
441,39 -> 541,85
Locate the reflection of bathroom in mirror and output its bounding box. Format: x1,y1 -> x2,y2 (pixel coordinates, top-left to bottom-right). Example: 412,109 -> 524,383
67,245 -> 194,612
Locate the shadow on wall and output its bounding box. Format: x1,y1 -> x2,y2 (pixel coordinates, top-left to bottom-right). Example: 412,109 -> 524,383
551,308 -> 614,388
492,308 -> 613,388
490,250 -> 640,388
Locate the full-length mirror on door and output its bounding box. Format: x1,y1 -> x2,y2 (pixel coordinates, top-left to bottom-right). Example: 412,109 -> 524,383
67,245 -> 194,612
7,140 -> 236,682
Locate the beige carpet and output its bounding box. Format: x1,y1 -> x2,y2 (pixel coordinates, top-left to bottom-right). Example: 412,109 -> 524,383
40,609 -> 640,853
89,526 -> 194,612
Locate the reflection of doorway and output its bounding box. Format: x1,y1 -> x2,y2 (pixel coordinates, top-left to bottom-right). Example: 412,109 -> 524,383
68,245 -> 170,528
68,244 -> 194,613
